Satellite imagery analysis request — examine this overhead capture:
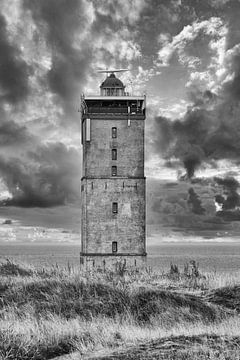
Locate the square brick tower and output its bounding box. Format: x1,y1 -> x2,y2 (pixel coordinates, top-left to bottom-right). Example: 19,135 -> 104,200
80,71 -> 146,270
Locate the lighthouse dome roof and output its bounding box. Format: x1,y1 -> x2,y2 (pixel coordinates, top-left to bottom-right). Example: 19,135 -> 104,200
100,73 -> 124,88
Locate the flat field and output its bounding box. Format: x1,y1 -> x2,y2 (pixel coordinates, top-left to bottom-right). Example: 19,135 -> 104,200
1,242 -> 240,273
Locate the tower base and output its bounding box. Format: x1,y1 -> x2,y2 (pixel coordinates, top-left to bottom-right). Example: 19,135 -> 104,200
80,253 -> 147,271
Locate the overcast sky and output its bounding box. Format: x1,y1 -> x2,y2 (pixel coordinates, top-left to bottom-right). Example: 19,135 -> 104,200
0,0 -> 240,206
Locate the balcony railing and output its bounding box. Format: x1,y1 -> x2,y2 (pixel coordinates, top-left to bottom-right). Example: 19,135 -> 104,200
86,107 -> 144,114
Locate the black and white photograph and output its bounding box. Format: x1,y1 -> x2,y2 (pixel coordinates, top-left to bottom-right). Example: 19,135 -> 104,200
0,0 -> 240,359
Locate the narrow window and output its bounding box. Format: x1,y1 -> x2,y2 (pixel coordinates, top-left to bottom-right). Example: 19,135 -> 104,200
112,127 -> 117,138
86,118 -> 91,141
112,241 -> 118,253
112,149 -> 117,160
81,120 -> 84,145
112,166 -> 117,176
112,202 -> 118,214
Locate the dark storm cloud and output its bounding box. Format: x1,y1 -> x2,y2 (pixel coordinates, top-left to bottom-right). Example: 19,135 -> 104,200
214,176 -> 240,221
0,14 -> 29,104
183,149 -> 205,179
0,120 -> 33,146
187,89 -> 217,108
0,0 -> 87,207
153,111 -> 208,178
150,1 -> 240,179
151,195 -> 187,215
24,0 -> 91,116
151,184 -> 206,218
136,0 -> 195,52
224,53 -> 240,100
0,119 -> 81,206
187,187 -> 205,215
153,64 -> 240,177
214,176 -> 240,210
0,143 -> 80,207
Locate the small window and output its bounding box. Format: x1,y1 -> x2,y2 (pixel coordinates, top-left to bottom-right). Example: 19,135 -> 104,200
112,149 -> 117,160
112,166 -> 117,176
86,118 -> 91,141
112,127 -> 117,138
112,241 -> 118,253
112,202 -> 118,213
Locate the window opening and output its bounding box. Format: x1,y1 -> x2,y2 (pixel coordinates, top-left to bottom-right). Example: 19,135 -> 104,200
112,166 -> 117,176
112,127 -> 117,138
112,241 -> 118,253
112,202 -> 118,213
112,149 -> 117,160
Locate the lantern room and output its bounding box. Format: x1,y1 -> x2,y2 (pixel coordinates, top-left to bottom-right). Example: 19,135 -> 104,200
100,73 -> 126,96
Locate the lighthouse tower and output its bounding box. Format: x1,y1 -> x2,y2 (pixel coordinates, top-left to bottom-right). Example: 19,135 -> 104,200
80,71 -> 146,270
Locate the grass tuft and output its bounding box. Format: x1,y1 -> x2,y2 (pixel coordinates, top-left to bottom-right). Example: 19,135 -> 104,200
0,259 -> 33,277
206,285 -> 240,312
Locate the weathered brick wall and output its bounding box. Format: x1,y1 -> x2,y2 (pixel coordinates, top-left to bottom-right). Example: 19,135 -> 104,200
82,118 -> 144,178
81,178 -> 146,255
80,181 -> 86,253
81,108 -> 146,268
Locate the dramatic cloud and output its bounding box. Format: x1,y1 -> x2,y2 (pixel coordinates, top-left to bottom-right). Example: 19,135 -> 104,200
0,119 -> 33,147
153,99 -> 240,178
152,6 -> 240,179
0,0 -> 149,207
0,0 -> 240,216
187,187 -> 205,215
23,0 -> 92,117
0,143 -> 80,207
214,176 -> 240,221
214,176 -> 240,210
0,13 -> 29,104
153,111 -> 209,178
157,17 -> 226,69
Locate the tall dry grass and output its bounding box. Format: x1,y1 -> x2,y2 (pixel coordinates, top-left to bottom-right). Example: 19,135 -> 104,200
0,260 -> 240,359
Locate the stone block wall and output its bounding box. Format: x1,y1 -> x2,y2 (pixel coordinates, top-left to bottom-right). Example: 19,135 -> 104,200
82,118 -> 144,178
81,106 -> 146,270
81,178 -> 146,255
80,254 -> 147,271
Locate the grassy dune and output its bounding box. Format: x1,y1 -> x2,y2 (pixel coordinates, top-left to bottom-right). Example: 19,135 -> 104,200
0,261 -> 240,359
